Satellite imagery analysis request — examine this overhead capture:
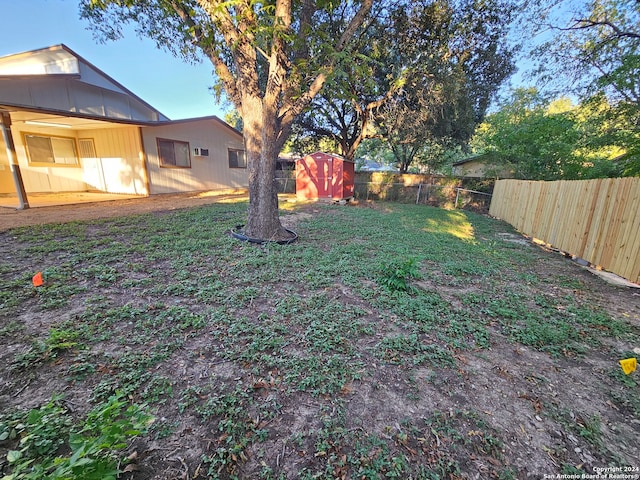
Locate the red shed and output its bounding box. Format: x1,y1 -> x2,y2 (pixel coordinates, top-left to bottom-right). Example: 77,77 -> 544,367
295,152 -> 355,201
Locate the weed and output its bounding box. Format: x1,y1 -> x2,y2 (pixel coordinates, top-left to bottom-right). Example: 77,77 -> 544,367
77,265 -> 119,286
0,393 -> 151,480
66,355 -> 97,381
198,385 -> 275,478
0,395 -> 72,458
377,258 -> 421,293
0,320 -> 24,338
577,414 -> 602,448
13,325 -> 86,370
140,375 -> 174,404
150,419 -> 180,440
377,334 -> 456,368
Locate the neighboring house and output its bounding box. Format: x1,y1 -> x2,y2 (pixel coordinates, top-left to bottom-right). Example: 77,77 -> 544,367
276,152 -> 300,171
0,44 -> 247,203
451,154 -> 515,179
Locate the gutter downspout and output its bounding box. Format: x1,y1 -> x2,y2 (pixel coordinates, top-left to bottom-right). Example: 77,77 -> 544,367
1,111 -> 29,209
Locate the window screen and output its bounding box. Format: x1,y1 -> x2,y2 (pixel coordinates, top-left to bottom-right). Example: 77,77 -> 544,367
228,149 -> 247,168
24,134 -> 79,165
158,139 -> 191,168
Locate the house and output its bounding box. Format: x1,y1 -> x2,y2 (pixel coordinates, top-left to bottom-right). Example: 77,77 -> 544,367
0,44 -> 247,207
452,154 -> 514,179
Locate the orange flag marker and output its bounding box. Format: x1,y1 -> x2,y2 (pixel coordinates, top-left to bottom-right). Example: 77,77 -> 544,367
32,271 -> 44,287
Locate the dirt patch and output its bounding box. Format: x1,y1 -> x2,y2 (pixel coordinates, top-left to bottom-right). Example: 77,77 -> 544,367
0,191 -> 249,232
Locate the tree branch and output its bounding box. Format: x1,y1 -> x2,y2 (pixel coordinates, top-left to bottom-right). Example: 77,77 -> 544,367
567,18 -> 640,40
199,0 -> 261,99
279,0 -> 374,132
337,0 -> 374,51
170,1 -> 241,107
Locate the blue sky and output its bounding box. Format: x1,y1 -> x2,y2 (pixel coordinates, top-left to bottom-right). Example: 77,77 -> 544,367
0,0 -> 543,121
0,0 -> 226,120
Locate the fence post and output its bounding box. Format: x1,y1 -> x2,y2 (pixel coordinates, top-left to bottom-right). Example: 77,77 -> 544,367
416,184 -> 422,204
455,188 -> 460,209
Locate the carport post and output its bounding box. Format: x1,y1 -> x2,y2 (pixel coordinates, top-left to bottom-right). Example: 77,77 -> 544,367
1,112 -> 29,209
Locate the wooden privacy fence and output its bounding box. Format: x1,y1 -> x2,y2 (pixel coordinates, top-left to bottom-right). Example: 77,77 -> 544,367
490,178 -> 640,284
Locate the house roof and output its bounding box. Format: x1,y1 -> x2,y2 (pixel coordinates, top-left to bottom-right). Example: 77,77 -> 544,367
156,115 -> 243,138
0,44 -> 170,123
0,44 -> 242,136
452,153 -> 493,167
358,159 -> 398,172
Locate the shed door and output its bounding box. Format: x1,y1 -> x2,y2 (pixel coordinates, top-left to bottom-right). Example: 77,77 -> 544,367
316,157 -> 333,198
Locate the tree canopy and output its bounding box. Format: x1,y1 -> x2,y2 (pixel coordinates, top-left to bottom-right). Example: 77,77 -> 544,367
81,0 -> 373,240
529,0 -> 639,175
289,0 -> 517,172
472,88 -> 625,180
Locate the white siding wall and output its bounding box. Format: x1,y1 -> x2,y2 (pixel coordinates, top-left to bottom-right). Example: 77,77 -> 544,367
0,142 -> 13,194
142,120 -> 247,194
10,124 -> 87,193
88,127 -> 147,194
6,123 -> 147,195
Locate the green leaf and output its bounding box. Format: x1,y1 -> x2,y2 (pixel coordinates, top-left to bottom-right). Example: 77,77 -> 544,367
6,450 -> 21,463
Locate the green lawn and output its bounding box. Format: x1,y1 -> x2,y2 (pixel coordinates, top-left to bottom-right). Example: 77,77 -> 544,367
1,201 -> 638,479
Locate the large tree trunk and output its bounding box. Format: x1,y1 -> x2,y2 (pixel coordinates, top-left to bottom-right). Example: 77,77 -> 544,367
242,96 -> 291,241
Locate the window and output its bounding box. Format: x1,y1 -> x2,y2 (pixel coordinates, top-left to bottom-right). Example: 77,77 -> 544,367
78,138 -> 97,158
157,138 -> 191,168
24,134 -> 79,166
228,149 -> 246,168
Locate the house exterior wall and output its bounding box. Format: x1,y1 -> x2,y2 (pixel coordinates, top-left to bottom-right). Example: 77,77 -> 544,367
8,123 -> 87,192
142,120 -> 246,194
452,160 -> 487,178
84,126 -> 147,195
1,122 -> 147,195
0,143 -> 14,194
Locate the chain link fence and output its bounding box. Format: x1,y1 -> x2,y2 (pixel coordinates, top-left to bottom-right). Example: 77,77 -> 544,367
354,182 -> 492,213
275,173 -> 493,213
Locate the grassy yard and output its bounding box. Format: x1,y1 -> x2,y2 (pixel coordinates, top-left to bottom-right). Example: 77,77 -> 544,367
0,200 -> 638,479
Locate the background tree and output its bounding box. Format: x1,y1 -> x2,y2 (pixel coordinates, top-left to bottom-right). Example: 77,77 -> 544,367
224,109 -> 243,133
290,5 -> 402,162
290,0 -> 517,170
81,0 -> 373,240
530,0 -> 639,175
375,0 -> 517,173
375,70 -> 462,173
472,88 -> 625,180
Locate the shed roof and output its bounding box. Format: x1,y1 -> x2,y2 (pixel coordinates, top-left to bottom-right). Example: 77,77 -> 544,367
296,151 -> 354,163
